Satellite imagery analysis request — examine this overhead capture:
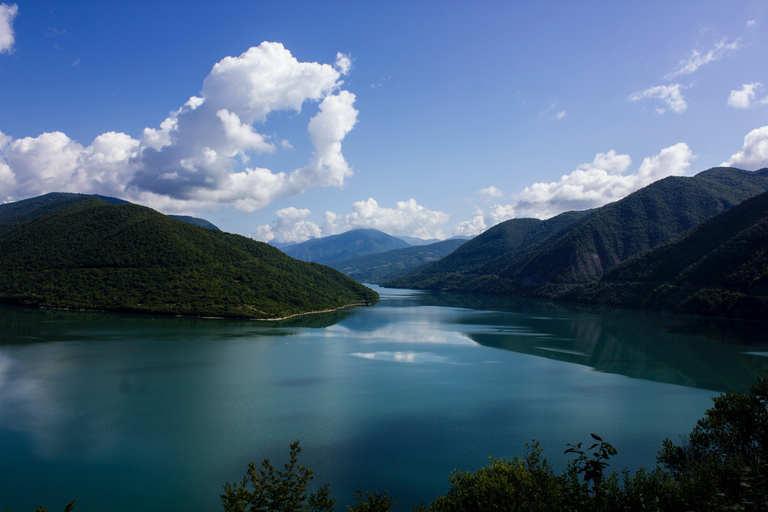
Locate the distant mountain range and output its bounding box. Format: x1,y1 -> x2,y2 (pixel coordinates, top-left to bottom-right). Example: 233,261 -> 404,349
384,166 -> 768,320
0,195 -> 377,318
327,238 -> 468,283
281,228 -> 412,264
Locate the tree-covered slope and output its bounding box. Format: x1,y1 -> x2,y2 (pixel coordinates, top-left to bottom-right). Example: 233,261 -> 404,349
327,237 -> 467,283
0,192 -> 218,235
281,228 -> 411,264
385,167 -> 768,298
559,190 -> 768,319
0,198 -> 377,318
384,210 -> 588,289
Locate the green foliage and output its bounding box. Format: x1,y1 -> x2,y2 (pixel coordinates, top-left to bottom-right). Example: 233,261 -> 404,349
563,433 -> 617,496
221,441 -> 336,512
347,488 -> 394,512
424,441 -> 562,512
658,377 -> 768,511
0,198 -> 378,318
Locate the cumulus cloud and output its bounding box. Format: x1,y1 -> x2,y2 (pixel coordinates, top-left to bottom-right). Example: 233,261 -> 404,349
453,145 -> 693,234
629,84 -> 687,114
665,37 -> 742,79
478,186 -> 503,201
728,83 -> 768,109
723,125 -> 768,169
0,3 -> 17,54
0,42 -> 358,214
323,198 -> 449,239
513,144 -> 692,219
253,198 -> 450,243
452,203 -> 517,237
251,207 -> 321,244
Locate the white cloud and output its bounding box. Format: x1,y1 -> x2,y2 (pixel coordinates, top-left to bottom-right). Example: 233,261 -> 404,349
452,203 -> 516,237
514,144 -> 692,219
747,20 -> 757,28
0,42 -> 358,215
665,37 -> 742,79
478,186 -> 503,201
723,125 -> 768,170
251,207 -> 321,244
0,3 -> 17,54
556,111 -> 566,119
727,83 -> 768,109
322,198 -> 449,239
452,145 -> 693,232
629,84 -> 687,113
254,198 -> 450,243
453,212 -> 487,237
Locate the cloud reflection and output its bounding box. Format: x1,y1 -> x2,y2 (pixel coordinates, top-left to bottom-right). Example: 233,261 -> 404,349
349,351 -> 449,364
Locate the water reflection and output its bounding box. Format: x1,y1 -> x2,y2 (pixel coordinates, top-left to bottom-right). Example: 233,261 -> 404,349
370,287 -> 768,392
1,288 -> 767,511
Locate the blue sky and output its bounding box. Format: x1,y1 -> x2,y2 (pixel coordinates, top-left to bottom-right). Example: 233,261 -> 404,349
1,1 -> 768,242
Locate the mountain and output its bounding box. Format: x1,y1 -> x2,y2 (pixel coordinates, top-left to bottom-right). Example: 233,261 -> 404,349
558,190 -> 768,320
167,215 -> 220,230
0,192 -> 219,235
281,228 -> 411,264
0,198 -> 378,318
396,235 -> 442,246
327,238 -> 468,283
384,167 -> 768,299
385,209 -> 588,289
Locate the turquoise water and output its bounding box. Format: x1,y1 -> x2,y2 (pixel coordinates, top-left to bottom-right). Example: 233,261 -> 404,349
1,286 -> 766,511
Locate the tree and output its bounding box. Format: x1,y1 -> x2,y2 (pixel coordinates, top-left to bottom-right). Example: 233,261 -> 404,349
221,441 -> 336,512
658,377 -> 768,511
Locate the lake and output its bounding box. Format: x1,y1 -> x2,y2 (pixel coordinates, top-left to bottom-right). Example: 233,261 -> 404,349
1,286 -> 767,511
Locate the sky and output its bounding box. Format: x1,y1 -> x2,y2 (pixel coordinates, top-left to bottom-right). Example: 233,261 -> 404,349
1,1 -> 768,244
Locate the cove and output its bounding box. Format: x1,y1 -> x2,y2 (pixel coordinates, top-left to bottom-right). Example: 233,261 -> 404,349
1,286 -> 767,511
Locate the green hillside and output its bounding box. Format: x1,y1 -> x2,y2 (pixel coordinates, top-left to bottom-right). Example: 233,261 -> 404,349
282,228 -> 411,264
560,190 -> 768,320
0,198 -> 378,318
327,237 -> 467,283
385,167 -> 768,299
0,192 -> 219,235
384,209 -> 588,289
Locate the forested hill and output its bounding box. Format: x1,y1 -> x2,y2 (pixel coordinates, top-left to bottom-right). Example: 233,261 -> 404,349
559,190 -> 768,320
0,198 -> 378,318
0,192 -> 219,235
384,166 -> 768,302
385,210 -> 589,290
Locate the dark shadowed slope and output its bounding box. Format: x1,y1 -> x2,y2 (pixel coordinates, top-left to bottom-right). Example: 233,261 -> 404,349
559,190 -> 768,320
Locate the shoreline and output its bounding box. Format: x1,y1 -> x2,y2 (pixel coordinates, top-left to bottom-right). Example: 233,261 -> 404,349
253,301 -> 375,321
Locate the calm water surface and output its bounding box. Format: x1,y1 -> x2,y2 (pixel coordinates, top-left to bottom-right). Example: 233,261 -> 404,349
1,286 -> 767,511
